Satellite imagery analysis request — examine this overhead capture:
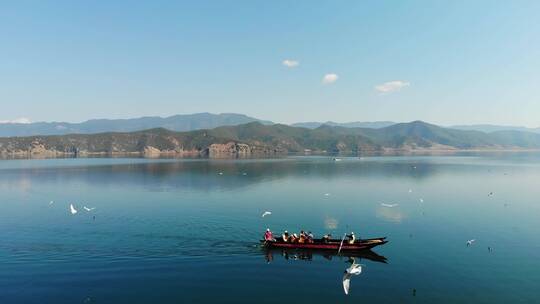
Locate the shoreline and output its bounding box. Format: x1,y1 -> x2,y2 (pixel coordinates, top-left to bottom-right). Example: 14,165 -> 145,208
1,148 -> 540,161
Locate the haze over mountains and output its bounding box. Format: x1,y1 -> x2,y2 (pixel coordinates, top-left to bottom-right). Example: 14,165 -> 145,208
1,112 -> 539,137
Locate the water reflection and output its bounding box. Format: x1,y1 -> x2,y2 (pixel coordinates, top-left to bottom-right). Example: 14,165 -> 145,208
0,157 -> 492,192
324,217 -> 339,230
2,155 -> 540,303
263,248 -> 387,264
375,205 -> 406,223
263,248 -> 387,295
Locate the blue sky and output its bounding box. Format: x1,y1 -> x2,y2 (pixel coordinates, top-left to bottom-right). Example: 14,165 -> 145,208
1,1 -> 539,126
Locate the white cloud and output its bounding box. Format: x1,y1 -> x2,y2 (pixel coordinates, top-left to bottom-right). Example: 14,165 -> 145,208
282,59 -> 299,68
374,80 -> 410,93
0,117 -> 31,124
322,73 -> 338,84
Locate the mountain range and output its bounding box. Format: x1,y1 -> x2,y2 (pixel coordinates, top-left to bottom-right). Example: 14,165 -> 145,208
0,113 -> 272,137
1,113 -> 538,137
293,121 -> 540,134
2,121 -> 540,158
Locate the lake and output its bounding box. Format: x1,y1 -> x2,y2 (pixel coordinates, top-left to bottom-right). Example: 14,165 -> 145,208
1,154 -> 539,303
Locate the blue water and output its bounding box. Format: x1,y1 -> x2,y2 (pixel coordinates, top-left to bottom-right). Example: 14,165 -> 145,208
1,154 -> 539,303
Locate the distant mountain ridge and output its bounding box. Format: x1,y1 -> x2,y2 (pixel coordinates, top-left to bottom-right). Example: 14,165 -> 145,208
1,121 -> 540,158
1,112 -> 538,137
450,124 -> 540,134
292,121 -> 396,129
294,121 -> 540,134
0,113 -> 273,137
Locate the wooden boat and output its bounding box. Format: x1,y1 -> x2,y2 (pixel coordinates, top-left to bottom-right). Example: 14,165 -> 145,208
261,236 -> 387,251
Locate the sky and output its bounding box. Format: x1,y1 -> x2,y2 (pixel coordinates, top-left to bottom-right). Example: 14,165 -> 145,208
1,1 -> 539,127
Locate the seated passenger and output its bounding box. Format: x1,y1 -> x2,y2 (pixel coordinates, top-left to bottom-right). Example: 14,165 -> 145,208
264,228 -> 276,242
346,232 -> 356,244
298,234 -> 306,243
322,234 -> 332,243
290,233 -> 299,243
307,231 -> 314,243
282,230 -> 289,242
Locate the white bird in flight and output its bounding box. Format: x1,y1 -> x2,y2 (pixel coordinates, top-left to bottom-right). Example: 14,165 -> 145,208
381,203 -> 399,208
261,211 -> 272,218
218,172 -> 223,175
419,198 -> 424,203
408,189 -> 413,193
69,204 -> 78,215
324,193 -> 331,197
343,263 -> 362,295
83,206 -> 95,212
49,200 -> 54,205
467,239 -> 476,246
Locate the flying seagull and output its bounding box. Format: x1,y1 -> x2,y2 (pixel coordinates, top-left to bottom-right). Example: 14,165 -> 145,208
49,200 -> 54,205
324,193 -> 331,197
83,206 -> 96,212
381,203 -> 399,208
408,189 -> 413,193
70,204 -> 78,215
419,198 -> 424,203
343,263 -> 362,295
218,172 -> 223,175
261,211 -> 272,218
466,239 -> 475,246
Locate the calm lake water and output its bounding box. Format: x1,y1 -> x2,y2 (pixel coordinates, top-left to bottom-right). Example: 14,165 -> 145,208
1,154 -> 539,303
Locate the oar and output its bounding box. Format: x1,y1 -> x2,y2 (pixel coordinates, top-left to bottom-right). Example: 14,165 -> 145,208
337,233 -> 347,254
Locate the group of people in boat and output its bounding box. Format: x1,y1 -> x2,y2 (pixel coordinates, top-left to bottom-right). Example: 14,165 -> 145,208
264,229 -> 357,244
280,230 -> 315,243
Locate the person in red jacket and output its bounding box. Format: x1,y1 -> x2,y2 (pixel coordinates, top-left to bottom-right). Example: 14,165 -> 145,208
264,228 -> 276,242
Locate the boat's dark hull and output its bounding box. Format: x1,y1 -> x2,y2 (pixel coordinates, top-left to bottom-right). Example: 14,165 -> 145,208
262,237 -> 387,251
